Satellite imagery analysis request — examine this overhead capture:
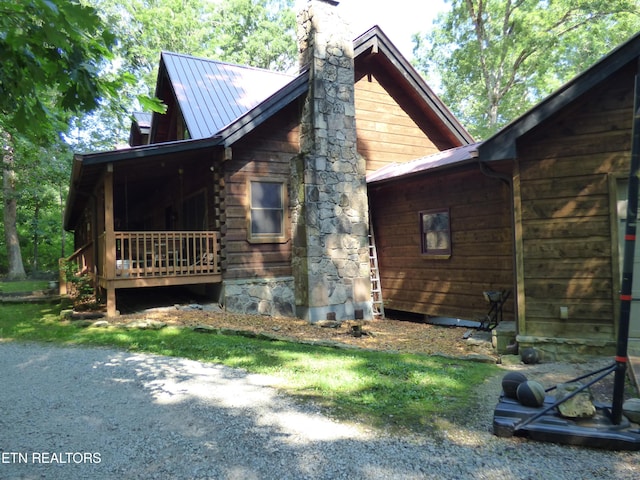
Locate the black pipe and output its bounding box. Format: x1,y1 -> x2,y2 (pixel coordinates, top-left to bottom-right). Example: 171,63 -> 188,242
612,67 -> 640,424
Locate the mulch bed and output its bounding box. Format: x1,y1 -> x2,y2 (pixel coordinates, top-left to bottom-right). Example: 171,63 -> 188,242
106,303 -> 497,360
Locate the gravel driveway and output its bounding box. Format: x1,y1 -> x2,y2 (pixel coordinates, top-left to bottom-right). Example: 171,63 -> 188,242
1,342 -> 639,479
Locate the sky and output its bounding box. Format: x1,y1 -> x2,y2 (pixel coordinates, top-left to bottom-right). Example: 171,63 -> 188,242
293,0 -> 448,60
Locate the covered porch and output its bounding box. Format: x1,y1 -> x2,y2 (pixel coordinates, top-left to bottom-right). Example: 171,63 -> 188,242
63,138 -> 226,316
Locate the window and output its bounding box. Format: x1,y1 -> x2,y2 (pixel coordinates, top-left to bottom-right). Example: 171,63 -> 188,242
248,179 -> 287,243
420,209 -> 451,258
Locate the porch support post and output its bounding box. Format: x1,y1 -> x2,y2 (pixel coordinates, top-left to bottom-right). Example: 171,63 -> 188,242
104,164 -> 117,316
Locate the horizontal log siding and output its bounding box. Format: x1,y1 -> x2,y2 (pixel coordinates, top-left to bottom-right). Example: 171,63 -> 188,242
516,65 -> 635,342
355,74 -> 440,174
222,104 -> 299,280
370,166 -> 514,320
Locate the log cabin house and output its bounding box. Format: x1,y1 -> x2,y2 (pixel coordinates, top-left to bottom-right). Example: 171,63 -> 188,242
62,0 -> 472,319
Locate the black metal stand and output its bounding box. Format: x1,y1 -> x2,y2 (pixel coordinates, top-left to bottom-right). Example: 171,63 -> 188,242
480,290 -> 510,331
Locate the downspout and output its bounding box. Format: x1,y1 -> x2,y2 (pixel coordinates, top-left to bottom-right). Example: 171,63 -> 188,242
473,148 -> 520,341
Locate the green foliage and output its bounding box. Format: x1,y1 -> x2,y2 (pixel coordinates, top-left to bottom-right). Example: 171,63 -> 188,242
209,0 -> 297,71
413,0 -> 640,139
0,0 -> 118,139
0,301 -> 498,433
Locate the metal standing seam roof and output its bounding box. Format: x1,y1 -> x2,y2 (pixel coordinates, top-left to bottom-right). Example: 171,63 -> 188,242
366,142 -> 482,184
161,52 -> 297,139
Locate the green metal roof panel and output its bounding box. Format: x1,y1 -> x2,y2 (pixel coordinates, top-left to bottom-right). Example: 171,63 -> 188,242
161,52 -> 296,139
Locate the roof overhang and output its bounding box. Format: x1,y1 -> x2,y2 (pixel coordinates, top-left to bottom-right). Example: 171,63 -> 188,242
367,142 -> 481,184
354,26 -> 474,147
479,32 -> 640,162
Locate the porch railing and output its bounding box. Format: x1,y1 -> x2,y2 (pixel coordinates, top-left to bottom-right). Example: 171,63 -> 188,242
59,240 -> 95,295
113,231 -> 221,278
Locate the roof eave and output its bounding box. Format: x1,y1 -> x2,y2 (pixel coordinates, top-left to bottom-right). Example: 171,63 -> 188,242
354,26 -> 474,146
479,32 -> 640,162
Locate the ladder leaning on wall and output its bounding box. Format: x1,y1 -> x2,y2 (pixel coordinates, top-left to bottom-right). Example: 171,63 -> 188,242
368,224 -> 385,320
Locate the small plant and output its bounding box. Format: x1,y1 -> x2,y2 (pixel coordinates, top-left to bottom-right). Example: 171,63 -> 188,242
60,259 -> 101,311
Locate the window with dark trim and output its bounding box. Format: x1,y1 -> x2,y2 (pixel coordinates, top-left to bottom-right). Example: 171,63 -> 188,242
420,209 -> 451,257
248,179 -> 287,243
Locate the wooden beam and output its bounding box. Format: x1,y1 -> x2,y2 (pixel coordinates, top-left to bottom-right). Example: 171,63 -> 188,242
513,159 -> 526,336
104,166 -> 116,316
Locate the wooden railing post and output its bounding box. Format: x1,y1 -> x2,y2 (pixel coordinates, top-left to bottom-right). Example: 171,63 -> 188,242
104,165 -> 116,316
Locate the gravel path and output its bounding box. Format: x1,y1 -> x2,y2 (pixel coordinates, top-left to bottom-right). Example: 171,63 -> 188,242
1,342 -> 639,479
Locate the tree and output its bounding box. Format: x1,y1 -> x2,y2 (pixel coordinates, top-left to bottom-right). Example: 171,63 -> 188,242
71,0 -> 297,153
0,0 -> 123,278
413,0 -> 640,139
209,0 -> 297,71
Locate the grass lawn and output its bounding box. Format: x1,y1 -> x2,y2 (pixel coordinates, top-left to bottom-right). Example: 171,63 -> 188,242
0,299 -> 499,433
0,279 -> 51,294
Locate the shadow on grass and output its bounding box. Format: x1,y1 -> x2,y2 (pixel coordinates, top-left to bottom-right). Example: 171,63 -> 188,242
0,301 -> 498,433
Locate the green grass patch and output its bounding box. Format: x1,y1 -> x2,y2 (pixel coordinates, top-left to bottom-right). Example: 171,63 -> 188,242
0,279 -> 51,294
0,301 -> 498,433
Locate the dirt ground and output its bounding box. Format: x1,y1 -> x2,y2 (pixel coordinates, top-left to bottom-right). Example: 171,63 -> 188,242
113,300 -> 495,359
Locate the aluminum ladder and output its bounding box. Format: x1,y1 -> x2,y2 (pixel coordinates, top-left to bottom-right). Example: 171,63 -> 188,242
368,228 -> 385,320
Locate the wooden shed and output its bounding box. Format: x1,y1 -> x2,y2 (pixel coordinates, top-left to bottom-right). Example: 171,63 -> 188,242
367,144 -> 516,324
478,32 -> 640,359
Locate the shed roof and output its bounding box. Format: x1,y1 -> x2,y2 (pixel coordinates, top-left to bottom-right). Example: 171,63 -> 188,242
479,31 -> 640,162
366,142 -> 480,184
160,52 -> 297,139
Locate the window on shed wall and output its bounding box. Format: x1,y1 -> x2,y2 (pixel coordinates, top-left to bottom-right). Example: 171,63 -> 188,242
420,209 -> 451,258
248,179 -> 287,243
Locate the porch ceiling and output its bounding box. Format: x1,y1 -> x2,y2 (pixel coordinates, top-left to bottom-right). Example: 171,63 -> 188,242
65,138 -> 222,230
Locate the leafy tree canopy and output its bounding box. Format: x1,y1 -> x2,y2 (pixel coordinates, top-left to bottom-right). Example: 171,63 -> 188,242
413,0 -> 640,139
0,0 -> 125,141
74,0 -> 297,151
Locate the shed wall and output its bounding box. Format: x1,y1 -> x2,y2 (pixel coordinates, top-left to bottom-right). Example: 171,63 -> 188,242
369,165 -> 515,321
515,63 -> 635,345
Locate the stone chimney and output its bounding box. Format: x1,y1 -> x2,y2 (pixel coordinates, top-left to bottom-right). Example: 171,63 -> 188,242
291,0 -> 373,321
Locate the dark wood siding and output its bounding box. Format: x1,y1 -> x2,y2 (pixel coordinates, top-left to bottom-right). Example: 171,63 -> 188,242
222,103 -> 300,280
355,74 -> 441,174
369,165 -> 515,320
516,64 -> 635,341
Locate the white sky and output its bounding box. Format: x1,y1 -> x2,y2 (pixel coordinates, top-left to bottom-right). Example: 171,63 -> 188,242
294,0 -> 448,60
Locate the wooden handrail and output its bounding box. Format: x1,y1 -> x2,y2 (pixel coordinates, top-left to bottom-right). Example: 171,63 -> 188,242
110,231 -> 221,279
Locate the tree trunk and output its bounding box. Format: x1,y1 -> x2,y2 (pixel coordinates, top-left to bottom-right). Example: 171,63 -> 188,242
32,202 -> 40,273
2,129 -> 27,280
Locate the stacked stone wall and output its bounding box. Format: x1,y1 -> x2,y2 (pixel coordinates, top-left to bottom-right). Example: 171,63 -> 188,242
223,277 -> 296,318
292,1 -> 372,321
